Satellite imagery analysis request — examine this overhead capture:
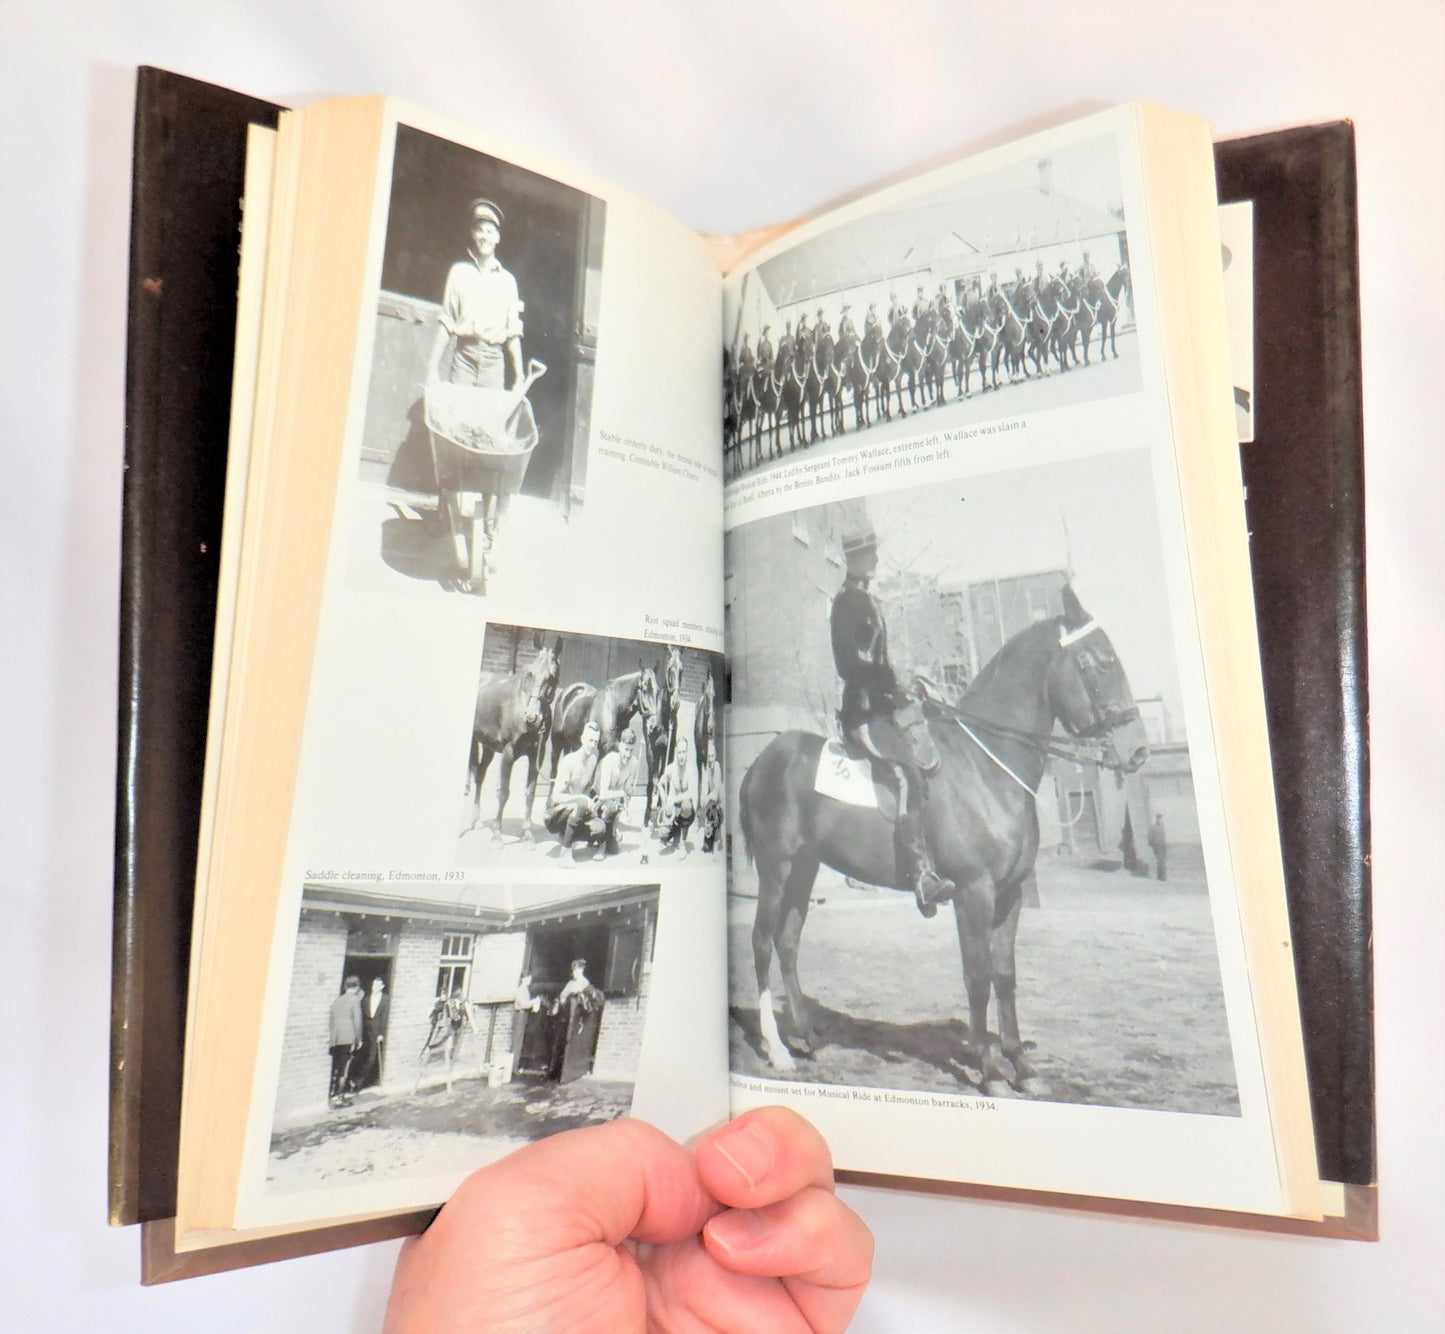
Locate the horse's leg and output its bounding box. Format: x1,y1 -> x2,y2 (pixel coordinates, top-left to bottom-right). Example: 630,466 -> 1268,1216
774,851 -> 821,1056
990,875 -> 1044,1094
491,748 -> 515,842
519,745 -> 539,842
950,870 -> 1000,1088
752,853 -> 796,1071
470,746 -> 495,832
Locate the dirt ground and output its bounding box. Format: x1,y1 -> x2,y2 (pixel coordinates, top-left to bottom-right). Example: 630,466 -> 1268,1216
728,854 -> 1240,1116
266,1076 -> 634,1195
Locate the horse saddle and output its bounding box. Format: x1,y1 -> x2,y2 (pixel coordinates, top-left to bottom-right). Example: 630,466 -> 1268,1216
814,740 -> 894,814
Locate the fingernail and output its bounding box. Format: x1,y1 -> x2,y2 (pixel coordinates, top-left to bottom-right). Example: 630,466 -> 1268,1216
712,1124 -> 774,1188
706,1208 -> 768,1256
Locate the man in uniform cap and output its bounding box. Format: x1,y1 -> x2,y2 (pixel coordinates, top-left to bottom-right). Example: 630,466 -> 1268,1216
757,323 -> 774,366
430,197 -> 524,391
830,525 -> 954,917
776,318 -> 794,367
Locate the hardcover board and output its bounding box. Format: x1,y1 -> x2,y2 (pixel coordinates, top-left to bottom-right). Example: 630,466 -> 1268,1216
110,71 -> 1374,1278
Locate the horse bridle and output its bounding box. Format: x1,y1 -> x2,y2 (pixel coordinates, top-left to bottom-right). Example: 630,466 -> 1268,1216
523,655 -> 557,730
950,620 -> 1139,771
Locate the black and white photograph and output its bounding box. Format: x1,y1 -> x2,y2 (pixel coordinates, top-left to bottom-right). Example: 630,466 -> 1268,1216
349,125 -> 606,596
265,879 -> 657,1195
725,453 -> 1240,1115
723,135 -> 1140,480
458,622 -> 724,869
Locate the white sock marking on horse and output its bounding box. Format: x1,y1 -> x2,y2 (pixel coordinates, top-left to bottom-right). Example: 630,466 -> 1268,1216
757,987 -> 795,1071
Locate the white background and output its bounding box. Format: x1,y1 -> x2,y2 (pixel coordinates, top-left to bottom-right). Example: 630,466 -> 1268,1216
3,1 -> 1441,1329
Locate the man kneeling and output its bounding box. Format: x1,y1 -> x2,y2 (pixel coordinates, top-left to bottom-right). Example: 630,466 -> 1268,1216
546,720 -> 601,850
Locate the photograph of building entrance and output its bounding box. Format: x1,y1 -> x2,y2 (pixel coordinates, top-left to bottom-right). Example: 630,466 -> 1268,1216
265,879 -> 658,1195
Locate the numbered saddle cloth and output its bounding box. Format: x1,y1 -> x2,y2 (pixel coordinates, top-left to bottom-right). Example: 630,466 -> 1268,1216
814,740 -> 882,809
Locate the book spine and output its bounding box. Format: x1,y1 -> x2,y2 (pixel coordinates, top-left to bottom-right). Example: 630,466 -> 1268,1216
110,64 -> 165,1228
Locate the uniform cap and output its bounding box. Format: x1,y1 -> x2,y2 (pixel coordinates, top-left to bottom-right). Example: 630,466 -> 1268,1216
468,198 -> 505,228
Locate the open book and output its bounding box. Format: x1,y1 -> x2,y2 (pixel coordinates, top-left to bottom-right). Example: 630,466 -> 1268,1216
116,75 -> 1373,1265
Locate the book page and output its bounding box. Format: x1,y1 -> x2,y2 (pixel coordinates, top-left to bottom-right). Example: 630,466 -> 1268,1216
719,106 -> 1309,1216
214,101 -> 728,1235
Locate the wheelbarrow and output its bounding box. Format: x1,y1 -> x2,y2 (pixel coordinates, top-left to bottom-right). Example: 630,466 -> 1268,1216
424,358 -> 547,594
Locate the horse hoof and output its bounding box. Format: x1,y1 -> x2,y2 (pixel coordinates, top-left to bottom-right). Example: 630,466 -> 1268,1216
1014,1075 -> 1049,1098
764,1043 -> 797,1073
521,828 -> 535,844
982,1079 -> 1019,1099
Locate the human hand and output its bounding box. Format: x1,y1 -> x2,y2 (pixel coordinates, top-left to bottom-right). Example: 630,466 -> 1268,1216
383,1106 -> 871,1333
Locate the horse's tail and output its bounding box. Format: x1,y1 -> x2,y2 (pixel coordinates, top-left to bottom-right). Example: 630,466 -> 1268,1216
738,760 -> 757,868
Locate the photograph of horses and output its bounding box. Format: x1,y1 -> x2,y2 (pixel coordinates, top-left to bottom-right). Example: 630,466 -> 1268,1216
724,451 -> 1242,1116
723,133 -> 1141,481
349,124 -> 606,597
458,621 -> 724,870
265,878 -> 658,1197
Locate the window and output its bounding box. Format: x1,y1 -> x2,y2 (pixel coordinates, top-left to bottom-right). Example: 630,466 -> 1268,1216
436,933 -> 474,998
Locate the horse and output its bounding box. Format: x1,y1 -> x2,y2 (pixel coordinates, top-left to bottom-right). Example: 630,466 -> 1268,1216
467,636 -> 563,841
837,332 -> 872,432
816,329 -> 846,438
923,311 -> 953,405
1036,278 -> 1079,373
991,289 -> 1031,383
960,295 -> 998,393
737,585 -> 1151,1093
780,340 -> 809,452
548,665 -> 659,783
946,312 -> 976,397
753,355 -> 782,464
644,645 -> 684,828
1091,265 -> 1130,359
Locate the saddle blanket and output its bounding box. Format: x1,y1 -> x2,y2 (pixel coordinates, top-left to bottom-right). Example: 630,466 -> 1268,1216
814,740 -> 880,809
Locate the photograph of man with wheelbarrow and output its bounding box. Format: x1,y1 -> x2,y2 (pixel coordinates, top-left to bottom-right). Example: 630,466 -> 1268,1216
352,125 -> 606,597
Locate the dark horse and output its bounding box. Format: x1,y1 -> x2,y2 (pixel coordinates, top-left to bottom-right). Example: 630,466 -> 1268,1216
468,637 -> 563,840
737,587 -> 1150,1091
1089,265 -> 1131,359
549,665 -> 659,780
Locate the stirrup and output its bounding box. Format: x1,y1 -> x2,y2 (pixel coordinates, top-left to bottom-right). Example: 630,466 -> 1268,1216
913,869 -> 954,919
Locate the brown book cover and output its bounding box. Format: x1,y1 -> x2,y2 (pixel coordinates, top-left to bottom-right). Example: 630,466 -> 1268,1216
111,74 -> 1373,1279
1214,122 -> 1373,1192
111,67 -> 281,1230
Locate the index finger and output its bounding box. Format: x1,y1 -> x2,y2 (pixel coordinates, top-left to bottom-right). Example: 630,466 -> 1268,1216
694,1106 -> 835,1210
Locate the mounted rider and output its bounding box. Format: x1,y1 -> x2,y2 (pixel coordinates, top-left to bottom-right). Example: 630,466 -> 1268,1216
776,318 -> 794,366
757,323 -> 774,366
837,303 -> 858,345
830,521 -> 955,918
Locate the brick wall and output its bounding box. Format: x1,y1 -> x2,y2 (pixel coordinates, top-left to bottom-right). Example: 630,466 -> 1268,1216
592,907 -> 655,1080
274,911 -> 349,1119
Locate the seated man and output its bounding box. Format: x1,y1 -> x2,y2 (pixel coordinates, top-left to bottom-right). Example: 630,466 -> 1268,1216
698,738 -> 724,853
656,734 -> 697,855
591,728 -> 639,855
830,523 -> 954,918
546,720 -> 601,850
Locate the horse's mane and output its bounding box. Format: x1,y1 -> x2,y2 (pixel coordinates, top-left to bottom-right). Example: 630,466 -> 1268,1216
964,617 -> 1063,702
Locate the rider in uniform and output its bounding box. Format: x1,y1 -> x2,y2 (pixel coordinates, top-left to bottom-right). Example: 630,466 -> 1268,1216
776,318 -> 794,367
830,524 -> 955,918
837,303 -> 858,344
757,323 -> 774,367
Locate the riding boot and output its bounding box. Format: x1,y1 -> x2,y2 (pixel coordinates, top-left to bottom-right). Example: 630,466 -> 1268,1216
895,810 -> 954,918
